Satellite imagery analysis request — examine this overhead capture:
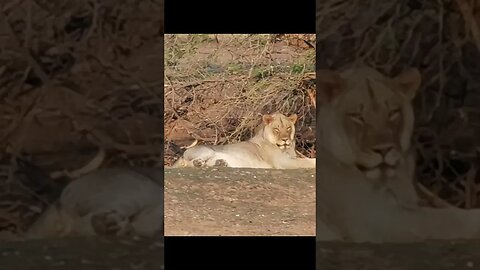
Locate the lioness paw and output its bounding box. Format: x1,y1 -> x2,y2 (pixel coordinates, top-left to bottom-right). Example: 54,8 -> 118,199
214,159 -> 228,167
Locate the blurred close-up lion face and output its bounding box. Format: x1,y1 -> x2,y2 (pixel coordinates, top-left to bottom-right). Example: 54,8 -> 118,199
318,67 -> 422,180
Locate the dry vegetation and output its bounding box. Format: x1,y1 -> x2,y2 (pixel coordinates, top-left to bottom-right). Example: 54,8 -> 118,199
317,0 -> 480,208
164,34 -> 316,166
0,0 -> 163,236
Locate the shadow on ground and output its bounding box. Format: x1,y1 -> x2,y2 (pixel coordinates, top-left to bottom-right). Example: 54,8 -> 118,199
0,236 -> 164,270
317,241 -> 480,270
165,168 -> 315,236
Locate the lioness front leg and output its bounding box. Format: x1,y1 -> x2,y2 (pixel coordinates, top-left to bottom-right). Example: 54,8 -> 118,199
295,158 -> 316,168
276,157 -> 316,169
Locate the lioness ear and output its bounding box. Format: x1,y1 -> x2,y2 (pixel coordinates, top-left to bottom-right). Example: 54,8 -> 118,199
317,69 -> 345,105
393,68 -> 422,100
263,114 -> 274,125
288,114 -> 298,124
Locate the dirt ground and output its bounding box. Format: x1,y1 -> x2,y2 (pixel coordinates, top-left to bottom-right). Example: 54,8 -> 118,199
164,168 -> 315,236
0,236 -> 164,270
317,240 -> 480,270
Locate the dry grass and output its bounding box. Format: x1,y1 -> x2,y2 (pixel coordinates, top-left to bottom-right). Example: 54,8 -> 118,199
164,34 -> 316,166
317,0 -> 480,208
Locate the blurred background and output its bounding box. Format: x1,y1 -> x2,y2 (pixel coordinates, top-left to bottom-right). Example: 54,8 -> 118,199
317,0 -> 480,208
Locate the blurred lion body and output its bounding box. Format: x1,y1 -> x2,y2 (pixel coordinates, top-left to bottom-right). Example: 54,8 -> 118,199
26,168 -> 163,239
172,113 -> 316,169
317,66 -> 480,242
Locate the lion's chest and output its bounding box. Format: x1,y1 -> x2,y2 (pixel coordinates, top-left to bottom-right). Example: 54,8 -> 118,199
318,156 -> 403,225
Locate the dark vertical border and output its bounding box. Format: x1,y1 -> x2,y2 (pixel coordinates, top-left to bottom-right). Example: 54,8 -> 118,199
159,28 -> 166,236
165,0 -> 315,34
165,236 -> 315,269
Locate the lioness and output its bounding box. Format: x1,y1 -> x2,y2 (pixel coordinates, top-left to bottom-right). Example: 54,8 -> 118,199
172,113 -> 316,169
317,66 -> 480,242
25,168 -> 163,239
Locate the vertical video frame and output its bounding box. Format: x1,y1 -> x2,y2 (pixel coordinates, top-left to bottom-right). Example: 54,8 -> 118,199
164,34 -> 316,236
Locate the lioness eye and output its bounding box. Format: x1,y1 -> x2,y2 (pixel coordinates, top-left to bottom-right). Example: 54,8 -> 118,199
348,113 -> 364,124
389,109 -> 400,121
286,127 -> 291,131
274,128 -> 280,133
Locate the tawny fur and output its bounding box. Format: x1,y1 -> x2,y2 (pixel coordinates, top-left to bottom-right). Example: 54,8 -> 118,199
26,168 -> 163,239
171,113 -> 316,169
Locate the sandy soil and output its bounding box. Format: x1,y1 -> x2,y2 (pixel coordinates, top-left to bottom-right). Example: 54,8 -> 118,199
164,167 -> 315,236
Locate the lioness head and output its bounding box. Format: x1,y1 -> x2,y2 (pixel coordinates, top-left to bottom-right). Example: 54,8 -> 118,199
260,113 -> 298,151
318,67 -> 421,180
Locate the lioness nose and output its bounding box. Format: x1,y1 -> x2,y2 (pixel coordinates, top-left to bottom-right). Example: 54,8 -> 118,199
372,144 -> 394,157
